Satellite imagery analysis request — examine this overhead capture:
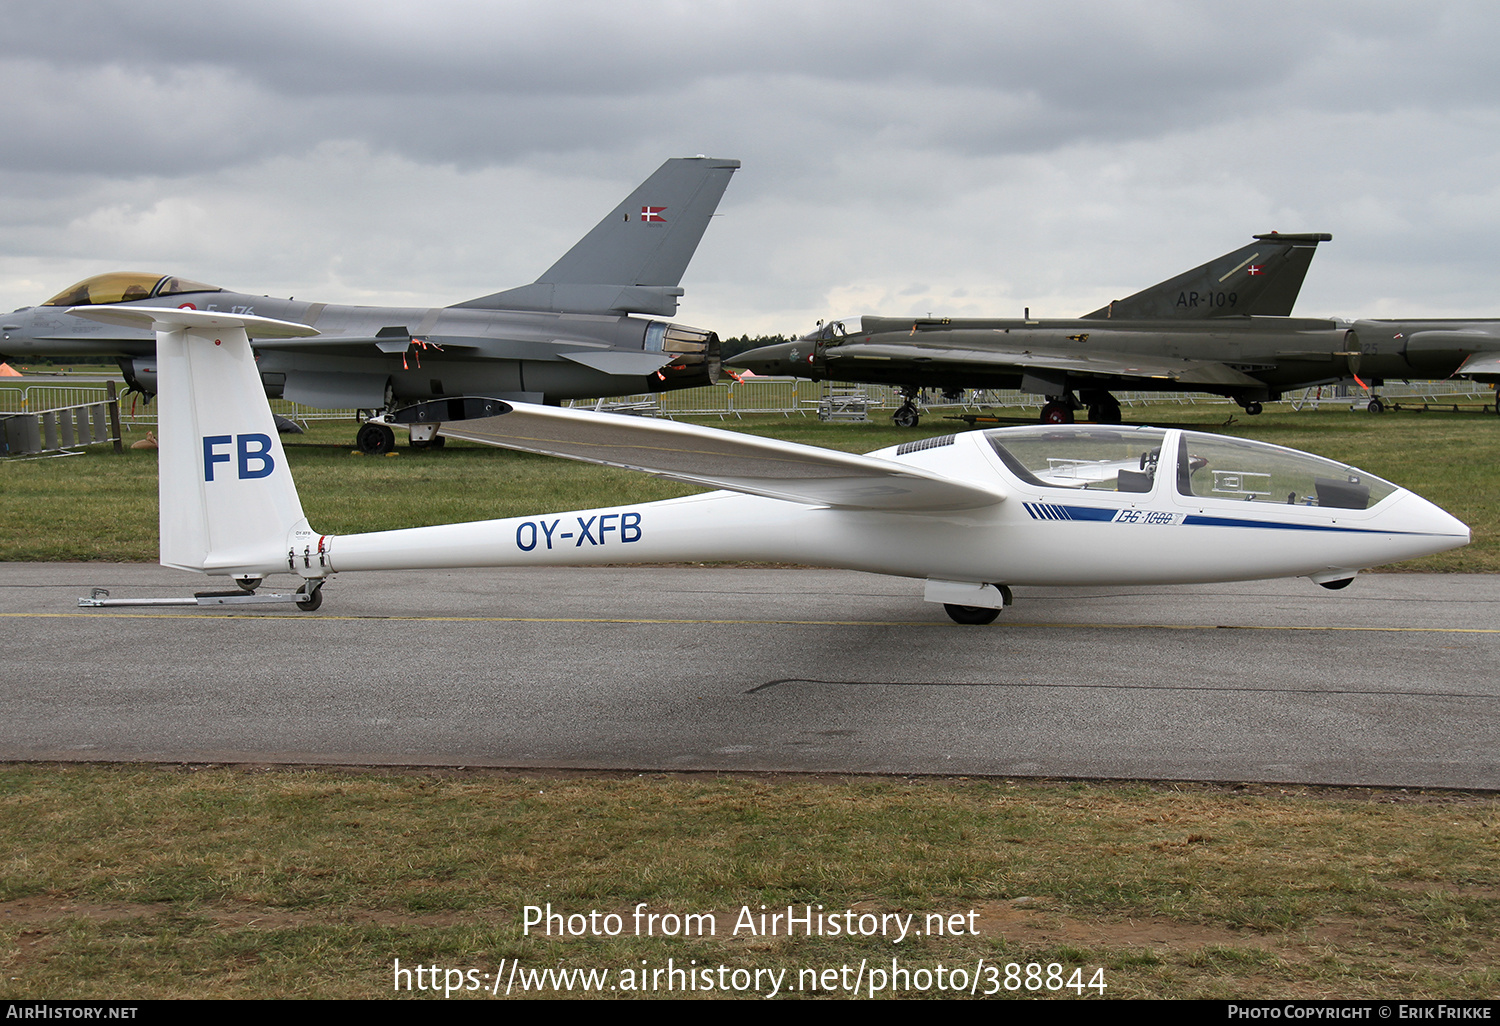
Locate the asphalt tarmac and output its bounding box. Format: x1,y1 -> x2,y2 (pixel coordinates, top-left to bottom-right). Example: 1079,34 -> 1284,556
3,563 -> 1496,789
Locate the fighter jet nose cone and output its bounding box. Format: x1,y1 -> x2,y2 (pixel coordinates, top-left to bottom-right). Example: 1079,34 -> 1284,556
725,342 -> 798,374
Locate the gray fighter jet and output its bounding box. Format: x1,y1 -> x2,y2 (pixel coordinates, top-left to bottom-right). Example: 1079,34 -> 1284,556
728,232 -> 1363,426
1,156 -> 739,451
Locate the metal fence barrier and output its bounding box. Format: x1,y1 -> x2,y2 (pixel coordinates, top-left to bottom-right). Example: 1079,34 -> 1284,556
1,382 -> 125,456
578,379 -> 1499,419
2,377 -> 1494,435
0,383 -> 349,431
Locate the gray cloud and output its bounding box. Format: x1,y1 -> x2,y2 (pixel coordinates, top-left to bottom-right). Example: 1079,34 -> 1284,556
2,1 -> 1499,332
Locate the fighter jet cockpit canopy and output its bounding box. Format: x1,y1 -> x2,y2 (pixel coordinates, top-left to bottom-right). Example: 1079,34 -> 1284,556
41,273 -> 223,308
800,318 -> 862,343
983,425 -> 1399,510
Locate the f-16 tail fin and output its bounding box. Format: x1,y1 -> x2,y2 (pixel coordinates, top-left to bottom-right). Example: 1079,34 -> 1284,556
1082,232 -> 1331,320
68,306 -> 321,577
454,156 -> 740,318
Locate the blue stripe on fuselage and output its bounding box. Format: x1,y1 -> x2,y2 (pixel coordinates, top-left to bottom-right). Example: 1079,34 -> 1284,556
1021,502 -> 1432,536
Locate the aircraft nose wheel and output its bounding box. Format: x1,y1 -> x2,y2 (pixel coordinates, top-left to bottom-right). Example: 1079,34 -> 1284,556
893,403 -> 921,428
943,603 -> 1001,625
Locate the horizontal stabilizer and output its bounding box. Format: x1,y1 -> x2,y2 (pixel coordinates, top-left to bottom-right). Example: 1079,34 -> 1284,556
438,403 -> 1005,511
558,349 -> 676,375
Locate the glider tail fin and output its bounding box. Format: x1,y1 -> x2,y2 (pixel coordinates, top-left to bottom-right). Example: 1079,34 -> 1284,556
1082,231 -> 1332,320
69,306 -> 321,577
453,156 -> 740,317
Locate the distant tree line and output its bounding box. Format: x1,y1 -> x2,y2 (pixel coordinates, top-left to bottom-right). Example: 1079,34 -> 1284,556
718,334 -> 792,361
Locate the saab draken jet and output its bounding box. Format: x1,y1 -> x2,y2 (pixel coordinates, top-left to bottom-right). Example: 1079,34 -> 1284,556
0,157 -> 739,451
728,232 -> 1364,426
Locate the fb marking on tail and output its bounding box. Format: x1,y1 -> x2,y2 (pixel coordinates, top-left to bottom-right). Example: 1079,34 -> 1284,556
203,434 -> 277,481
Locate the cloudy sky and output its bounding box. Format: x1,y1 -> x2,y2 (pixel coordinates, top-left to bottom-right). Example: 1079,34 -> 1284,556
2,1 -> 1498,336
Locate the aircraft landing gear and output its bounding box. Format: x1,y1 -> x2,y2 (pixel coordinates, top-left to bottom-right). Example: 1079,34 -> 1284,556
943,603 -> 1001,625
1367,396 -> 1386,414
1235,397 -> 1265,416
410,434 -> 446,450
295,580 -> 324,612
356,423 -> 396,454
1039,400 -> 1075,425
893,386 -> 922,427
1081,390 -> 1122,423
234,575 -> 263,594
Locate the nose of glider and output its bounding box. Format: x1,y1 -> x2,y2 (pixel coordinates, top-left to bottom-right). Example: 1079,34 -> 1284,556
1384,489 -> 1470,561
725,342 -> 807,376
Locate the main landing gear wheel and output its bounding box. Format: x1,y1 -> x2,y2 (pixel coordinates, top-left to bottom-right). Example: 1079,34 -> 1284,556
356,423 -> 396,454
893,403 -> 921,428
295,582 -> 324,612
1039,401 -> 1075,425
1367,396 -> 1386,414
943,603 -> 1001,625
1241,401 -> 1264,416
1087,396 -> 1122,423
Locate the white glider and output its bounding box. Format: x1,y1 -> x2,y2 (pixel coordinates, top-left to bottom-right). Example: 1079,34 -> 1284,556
74,307 -> 1470,624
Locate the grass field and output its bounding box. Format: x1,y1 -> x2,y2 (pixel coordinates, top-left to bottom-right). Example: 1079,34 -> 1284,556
1,766 -> 1495,1000
3,405 -> 1497,999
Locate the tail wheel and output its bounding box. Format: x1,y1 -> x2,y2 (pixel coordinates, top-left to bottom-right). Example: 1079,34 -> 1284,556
296,583 -> 324,611
1039,402 -> 1074,425
944,603 -> 1001,625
